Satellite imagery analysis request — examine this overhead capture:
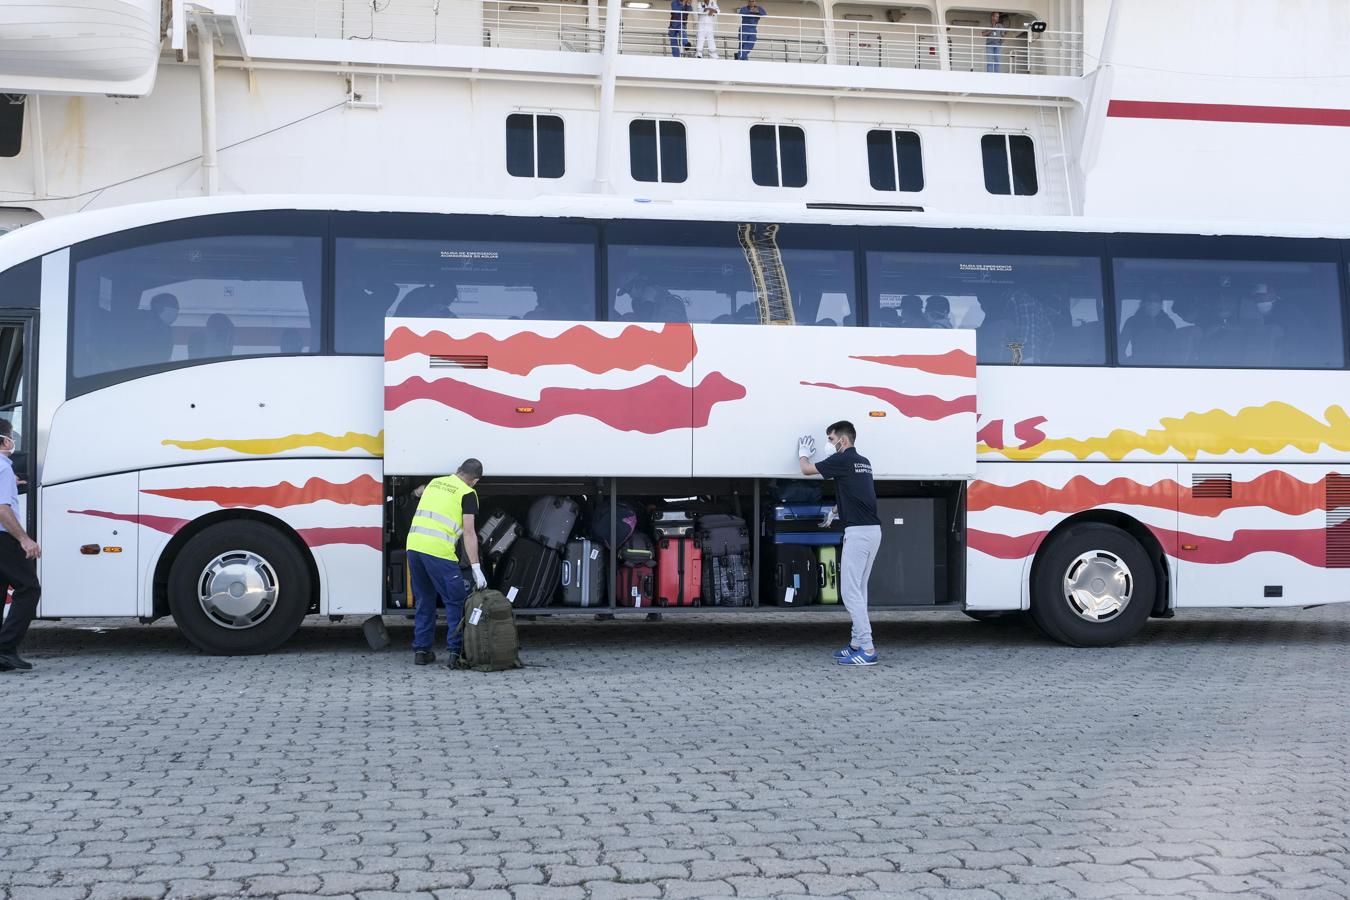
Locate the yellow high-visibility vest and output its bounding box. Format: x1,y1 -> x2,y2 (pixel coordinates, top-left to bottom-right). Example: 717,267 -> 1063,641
406,474 -> 476,562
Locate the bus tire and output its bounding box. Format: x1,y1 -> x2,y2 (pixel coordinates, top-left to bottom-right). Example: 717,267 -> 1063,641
1030,523 -> 1154,647
167,520 -> 311,655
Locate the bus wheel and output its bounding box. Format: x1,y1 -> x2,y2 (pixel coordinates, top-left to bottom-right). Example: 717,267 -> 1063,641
168,521 -> 311,655
1030,523 -> 1154,647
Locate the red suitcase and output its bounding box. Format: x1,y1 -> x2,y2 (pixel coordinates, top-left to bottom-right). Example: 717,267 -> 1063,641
616,563 -> 656,608
657,537 -> 703,606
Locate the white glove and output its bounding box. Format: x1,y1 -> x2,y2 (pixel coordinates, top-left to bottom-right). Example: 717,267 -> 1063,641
797,435 -> 816,459
471,563 -> 487,590
821,506 -> 838,528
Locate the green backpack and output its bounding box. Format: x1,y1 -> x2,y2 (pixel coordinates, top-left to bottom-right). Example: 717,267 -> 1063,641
454,589 -> 523,672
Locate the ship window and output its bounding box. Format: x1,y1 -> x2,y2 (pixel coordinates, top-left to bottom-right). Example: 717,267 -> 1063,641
630,119 -> 688,184
981,133 -> 1038,196
0,95 -> 24,158
750,124 -> 807,188
506,113 -> 565,179
866,129 -> 924,192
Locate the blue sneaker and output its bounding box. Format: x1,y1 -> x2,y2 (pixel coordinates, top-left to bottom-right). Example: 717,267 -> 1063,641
836,648 -> 878,666
832,645 -> 859,660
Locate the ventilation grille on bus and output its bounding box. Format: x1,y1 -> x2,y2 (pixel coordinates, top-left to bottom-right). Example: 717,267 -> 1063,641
1326,474 -> 1350,568
1191,473 -> 1232,499
430,354 -> 489,369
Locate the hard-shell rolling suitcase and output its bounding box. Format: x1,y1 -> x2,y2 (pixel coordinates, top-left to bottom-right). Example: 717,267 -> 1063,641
704,553 -> 751,607
616,563 -> 656,608
653,510 -> 696,538
495,536 -> 560,608
817,545 -> 840,604
657,537 -> 702,606
768,545 -> 819,605
696,514 -> 750,557
768,504 -> 844,546
477,509 -> 523,562
561,539 -> 607,608
526,495 -> 581,551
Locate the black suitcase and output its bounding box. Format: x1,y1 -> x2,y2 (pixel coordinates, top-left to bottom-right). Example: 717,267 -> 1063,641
526,495 -> 581,551
495,536 -> 560,608
696,514 -> 750,557
561,539 -> 607,608
477,509 -> 522,562
704,552 -> 751,607
766,545 -> 819,606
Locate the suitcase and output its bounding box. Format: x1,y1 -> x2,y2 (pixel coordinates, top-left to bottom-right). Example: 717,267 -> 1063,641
526,495 -> 581,551
696,514 -> 750,557
619,531 -> 656,565
657,537 -> 702,606
768,504 -> 844,546
817,545 -> 840,605
494,536 -> 560,608
616,563 -> 656,608
653,510 -> 696,538
767,545 -> 819,605
561,539 -> 606,608
477,509 -> 522,562
704,552 -> 751,607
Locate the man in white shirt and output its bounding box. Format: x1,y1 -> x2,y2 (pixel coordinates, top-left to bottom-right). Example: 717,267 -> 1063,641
0,417 -> 40,672
696,0 -> 720,58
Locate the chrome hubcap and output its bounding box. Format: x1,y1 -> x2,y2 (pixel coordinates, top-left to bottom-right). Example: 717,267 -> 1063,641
1062,550 -> 1132,622
198,550 -> 280,629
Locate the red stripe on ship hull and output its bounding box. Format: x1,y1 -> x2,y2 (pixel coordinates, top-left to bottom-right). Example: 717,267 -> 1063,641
1108,100 -> 1350,128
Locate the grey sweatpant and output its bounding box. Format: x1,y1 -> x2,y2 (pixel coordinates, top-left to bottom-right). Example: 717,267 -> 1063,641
841,524 -> 882,650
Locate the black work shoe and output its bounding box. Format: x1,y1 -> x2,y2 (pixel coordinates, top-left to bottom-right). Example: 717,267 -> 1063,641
0,652 -> 30,672
414,649 -> 436,666
445,651 -> 461,669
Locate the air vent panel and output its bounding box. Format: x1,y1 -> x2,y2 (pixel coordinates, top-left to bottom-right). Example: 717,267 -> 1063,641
1326,474 -> 1350,568
1191,473 -> 1232,499
430,354 -> 489,369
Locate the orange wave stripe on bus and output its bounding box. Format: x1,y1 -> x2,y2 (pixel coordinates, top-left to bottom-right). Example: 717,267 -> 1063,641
801,382 -> 976,421
981,402 -> 1350,461
386,373 -> 745,433
969,524 -> 1332,567
162,431 -> 384,456
385,323 -> 696,375
969,472 -> 1326,518
142,475 -> 383,509
850,349 -> 977,378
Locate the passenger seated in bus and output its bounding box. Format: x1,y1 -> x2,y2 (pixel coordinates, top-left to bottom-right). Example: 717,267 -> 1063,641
103,284 -> 162,371
973,292 -> 1013,360
897,294 -> 928,328
188,313 -> 237,360
925,295 -> 954,328
147,292 -> 180,362
1251,283 -> 1308,363
1008,290 -> 1055,363
1118,291 -> 1175,365
398,285 -> 456,318
874,305 -> 901,327
523,284 -> 571,321
340,279 -> 399,344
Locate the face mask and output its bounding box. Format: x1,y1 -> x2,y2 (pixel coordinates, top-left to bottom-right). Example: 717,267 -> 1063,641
1256,301 -> 1274,314
1143,305 -> 1160,317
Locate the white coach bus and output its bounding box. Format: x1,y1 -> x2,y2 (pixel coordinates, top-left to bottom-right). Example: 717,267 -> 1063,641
1,195 -> 1346,654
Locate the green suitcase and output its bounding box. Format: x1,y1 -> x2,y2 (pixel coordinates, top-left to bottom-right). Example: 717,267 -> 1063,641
817,546 -> 840,604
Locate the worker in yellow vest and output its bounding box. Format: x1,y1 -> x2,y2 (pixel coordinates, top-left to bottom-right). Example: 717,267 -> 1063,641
408,458 -> 486,666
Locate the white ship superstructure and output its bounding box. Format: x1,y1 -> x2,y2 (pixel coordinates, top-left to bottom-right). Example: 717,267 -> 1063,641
0,0 -> 1347,226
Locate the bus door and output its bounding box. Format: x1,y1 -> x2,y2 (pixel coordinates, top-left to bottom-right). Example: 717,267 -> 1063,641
0,314 -> 35,531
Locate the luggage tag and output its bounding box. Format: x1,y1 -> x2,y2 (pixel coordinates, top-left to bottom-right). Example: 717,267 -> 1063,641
590,548 -> 600,560
469,607 -> 483,625
784,587 -> 795,604
506,587 -> 518,603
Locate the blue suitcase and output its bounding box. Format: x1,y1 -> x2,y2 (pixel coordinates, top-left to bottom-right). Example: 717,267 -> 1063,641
767,504 -> 844,546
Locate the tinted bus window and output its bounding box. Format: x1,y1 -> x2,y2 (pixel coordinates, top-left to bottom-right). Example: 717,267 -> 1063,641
866,250 -> 1105,364
1114,258 -> 1344,368
72,234 -> 322,381
607,221 -> 855,325
335,223 -> 597,353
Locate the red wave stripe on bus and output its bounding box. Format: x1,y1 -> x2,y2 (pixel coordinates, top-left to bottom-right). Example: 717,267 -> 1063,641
969,524 -> 1335,567
69,510 -> 189,534
800,382 -> 976,421
385,323 -> 696,375
849,349 -> 977,378
969,472 -> 1326,518
297,526 -> 382,551
142,475 -> 383,509
386,373 -> 746,433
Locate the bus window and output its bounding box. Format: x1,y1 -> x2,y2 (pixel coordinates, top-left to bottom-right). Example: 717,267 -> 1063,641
334,236 -> 596,353
71,234 -> 322,382
1114,258 -> 1344,369
607,222 -> 857,325
865,251 -> 1105,365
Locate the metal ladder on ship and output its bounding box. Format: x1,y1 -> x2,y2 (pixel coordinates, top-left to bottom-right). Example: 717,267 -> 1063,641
737,223 -> 795,325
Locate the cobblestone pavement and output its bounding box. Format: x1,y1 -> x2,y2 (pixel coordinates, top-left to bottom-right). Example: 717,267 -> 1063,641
2,606 -> 1349,900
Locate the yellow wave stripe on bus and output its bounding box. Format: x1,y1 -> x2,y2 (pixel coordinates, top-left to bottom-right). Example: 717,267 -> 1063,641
162,431 -> 385,456
982,402 -> 1350,461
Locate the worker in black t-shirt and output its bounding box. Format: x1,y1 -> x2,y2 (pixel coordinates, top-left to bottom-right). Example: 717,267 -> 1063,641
798,420 -> 881,666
